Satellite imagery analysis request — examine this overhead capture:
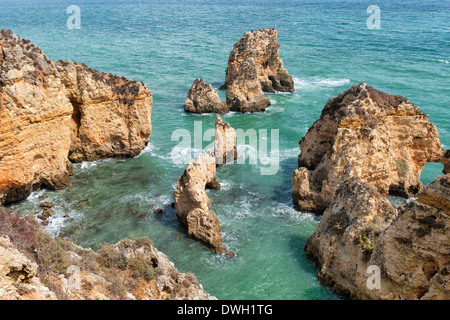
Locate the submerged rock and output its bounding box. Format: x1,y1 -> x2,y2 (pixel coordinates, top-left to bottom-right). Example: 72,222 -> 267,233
0,30 -> 152,204
184,78 -> 229,114
173,151 -> 225,254
221,28 -> 294,93
305,174 -> 450,300
214,115 -> 238,166
292,83 -> 448,213
226,58 -> 271,113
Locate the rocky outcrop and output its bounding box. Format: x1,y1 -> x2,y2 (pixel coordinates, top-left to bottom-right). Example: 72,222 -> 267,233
221,28 -> 294,93
173,151 -> 225,254
214,115 -> 237,166
0,236 -> 57,300
305,174 -> 450,300
184,79 -> 229,114
226,58 -> 271,113
292,83 -> 447,213
0,30 -> 152,204
0,30 -> 74,204
55,60 -> 152,163
0,234 -> 214,300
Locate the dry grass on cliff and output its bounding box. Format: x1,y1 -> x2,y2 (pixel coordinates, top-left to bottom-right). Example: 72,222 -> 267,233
0,210 -> 157,299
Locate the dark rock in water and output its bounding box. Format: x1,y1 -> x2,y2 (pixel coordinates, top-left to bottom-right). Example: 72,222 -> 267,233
221,28 -> 294,93
205,180 -> 221,190
224,251 -> 237,259
40,201 -> 54,208
42,208 -> 55,218
184,79 -> 229,114
154,208 -> 163,214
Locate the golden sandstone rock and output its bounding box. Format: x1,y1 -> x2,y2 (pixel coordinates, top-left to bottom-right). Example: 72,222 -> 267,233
293,83 -> 448,214
299,83 -> 450,299
0,30 -> 152,204
222,28 -> 294,93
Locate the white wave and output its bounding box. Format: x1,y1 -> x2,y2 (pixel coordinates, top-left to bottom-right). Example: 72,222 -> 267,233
279,147 -> 300,160
137,141 -> 157,157
169,145 -> 210,168
293,76 -> 351,89
438,59 -> 449,64
218,180 -> 232,191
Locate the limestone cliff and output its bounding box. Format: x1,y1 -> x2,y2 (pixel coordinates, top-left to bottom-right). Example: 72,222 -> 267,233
0,30 -> 74,204
221,28 -> 294,93
0,30 -> 152,204
305,174 -> 450,300
55,60 -> 152,163
292,83 -> 448,213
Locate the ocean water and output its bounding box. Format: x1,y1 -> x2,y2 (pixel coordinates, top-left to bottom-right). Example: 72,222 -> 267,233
2,0 -> 449,300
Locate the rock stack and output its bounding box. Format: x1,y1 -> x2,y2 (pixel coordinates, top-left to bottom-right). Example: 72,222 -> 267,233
184,78 -> 229,114
183,28 -> 294,114
222,28 -> 294,93
173,151 -> 225,254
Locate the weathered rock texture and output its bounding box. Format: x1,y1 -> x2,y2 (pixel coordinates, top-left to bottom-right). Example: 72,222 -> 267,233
226,58 -> 271,113
55,60 -> 152,162
173,151 -> 225,253
305,174 -> 450,300
0,236 -> 56,300
184,78 -> 229,114
0,30 -> 74,204
0,30 -> 152,204
293,83 -> 448,214
0,234 -> 214,300
214,115 -> 237,166
222,28 -> 294,93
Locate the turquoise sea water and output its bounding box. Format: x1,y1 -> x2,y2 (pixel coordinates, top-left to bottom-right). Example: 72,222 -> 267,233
1,0 -> 449,299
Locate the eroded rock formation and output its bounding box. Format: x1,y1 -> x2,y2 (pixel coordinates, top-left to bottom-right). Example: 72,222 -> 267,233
0,234 -> 214,300
292,83 -> 448,213
173,151 -> 225,254
222,28 -> 294,93
226,58 -> 271,113
0,30 -> 74,204
0,30 -> 152,204
214,115 -> 237,166
184,78 -> 229,114
55,60 -> 152,162
0,236 -> 56,300
305,174 -> 450,300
